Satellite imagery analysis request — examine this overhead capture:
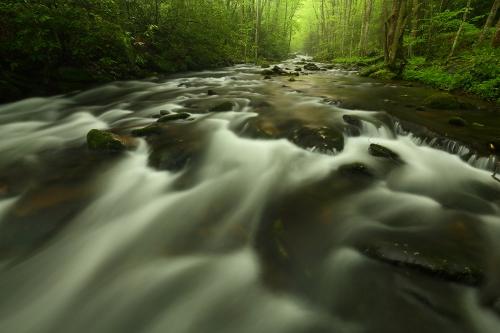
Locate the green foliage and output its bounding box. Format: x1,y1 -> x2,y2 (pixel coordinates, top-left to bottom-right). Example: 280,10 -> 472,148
403,47 -> 500,101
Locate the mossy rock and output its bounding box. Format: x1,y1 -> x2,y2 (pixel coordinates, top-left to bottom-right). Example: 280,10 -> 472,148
157,113 -> 191,122
87,129 -> 126,152
448,117 -> 467,127
209,101 -> 234,112
289,126 -> 344,152
303,63 -> 320,71
369,69 -> 397,80
131,124 -> 163,137
423,93 -> 461,110
359,63 -> 385,77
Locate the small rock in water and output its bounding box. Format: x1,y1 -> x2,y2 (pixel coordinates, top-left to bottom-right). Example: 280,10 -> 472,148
157,112 -> 191,122
303,63 -> 320,71
288,77 -> 296,82
209,101 -> 234,112
207,89 -> 217,96
86,129 -> 127,152
338,162 -> 374,178
369,144 -> 403,163
264,75 -> 272,80
448,116 -> 467,127
160,110 -> 170,116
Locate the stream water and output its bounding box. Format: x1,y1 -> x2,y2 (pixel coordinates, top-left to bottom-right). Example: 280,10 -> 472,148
0,56 -> 499,333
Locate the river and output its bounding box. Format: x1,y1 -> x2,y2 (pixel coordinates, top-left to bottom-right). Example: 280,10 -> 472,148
0,56 -> 499,333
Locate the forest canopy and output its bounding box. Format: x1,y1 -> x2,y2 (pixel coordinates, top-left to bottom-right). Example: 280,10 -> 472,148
1,0 -> 499,102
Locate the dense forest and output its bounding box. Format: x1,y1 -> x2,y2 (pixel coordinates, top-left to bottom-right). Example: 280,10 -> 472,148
1,0 -> 499,102
0,0 -> 301,101
301,0 -> 500,101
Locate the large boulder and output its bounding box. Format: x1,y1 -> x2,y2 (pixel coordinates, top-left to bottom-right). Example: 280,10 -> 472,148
86,129 -> 127,152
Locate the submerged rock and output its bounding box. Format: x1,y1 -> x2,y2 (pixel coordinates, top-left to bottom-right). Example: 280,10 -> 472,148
209,101 -> 234,112
448,117 -> 467,127
131,124 -> 162,137
338,162 -> 374,178
207,90 -> 217,96
86,129 -> 127,152
157,112 -> 191,122
424,93 -> 461,110
369,144 -> 403,163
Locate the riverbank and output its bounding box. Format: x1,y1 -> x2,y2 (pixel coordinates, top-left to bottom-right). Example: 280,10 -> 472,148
327,47 -> 500,104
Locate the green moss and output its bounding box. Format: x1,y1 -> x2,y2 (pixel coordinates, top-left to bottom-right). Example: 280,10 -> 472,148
423,93 -> 461,109
87,129 -> 126,152
369,69 -> 397,80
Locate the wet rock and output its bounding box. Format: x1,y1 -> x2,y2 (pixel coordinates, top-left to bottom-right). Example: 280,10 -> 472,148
295,67 -> 302,72
338,162 -> 374,178
261,64 -> 270,68
488,140 -> 500,154
86,129 -> 127,152
448,117 -> 467,127
264,75 -> 272,80
157,112 -> 191,122
207,90 -> 217,96
160,110 -> 170,116
289,126 -> 344,152
289,77 -> 296,82
209,101 -> 234,112
360,228 -> 485,287
303,63 -> 320,71
131,124 -> 162,137
369,144 -> 403,163
424,93 -> 461,110
343,115 -> 362,128
261,69 -> 274,76
272,65 -> 286,75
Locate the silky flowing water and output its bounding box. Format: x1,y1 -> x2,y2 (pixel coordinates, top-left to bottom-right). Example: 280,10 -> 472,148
0,57 -> 499,333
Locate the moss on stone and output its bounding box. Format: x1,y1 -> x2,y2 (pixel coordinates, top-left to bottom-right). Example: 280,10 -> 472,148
86,129 -> 126,151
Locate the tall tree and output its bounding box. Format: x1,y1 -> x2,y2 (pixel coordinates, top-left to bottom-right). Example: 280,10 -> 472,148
447,0 -> 472,61
479,0 -> 500,43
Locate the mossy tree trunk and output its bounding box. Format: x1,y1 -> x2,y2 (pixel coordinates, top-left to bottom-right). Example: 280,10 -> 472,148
384,0 -> 409,71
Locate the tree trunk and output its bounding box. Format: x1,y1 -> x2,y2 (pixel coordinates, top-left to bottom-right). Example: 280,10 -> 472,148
479,0 -> 500,43
493,17 -> 500,47
447,0 -> 472,61
385,0 -> 409,70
